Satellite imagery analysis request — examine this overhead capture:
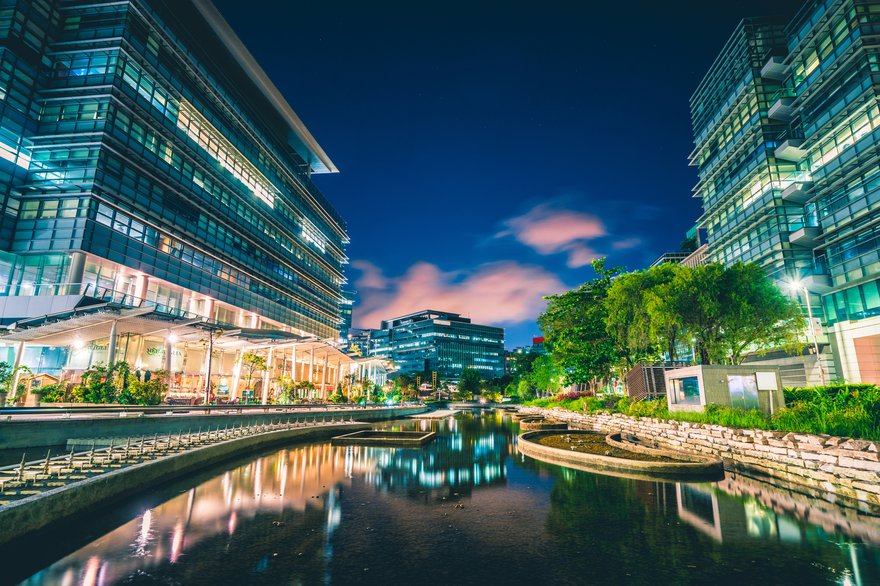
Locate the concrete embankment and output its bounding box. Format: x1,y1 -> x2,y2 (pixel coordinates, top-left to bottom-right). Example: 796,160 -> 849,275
0,406 -> 427,449
520,406 -> 880,511
0,422 -> 370,548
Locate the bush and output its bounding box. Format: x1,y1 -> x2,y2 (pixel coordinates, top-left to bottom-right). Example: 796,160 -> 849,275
328,391 -> 348,404
36,382 -> 76,403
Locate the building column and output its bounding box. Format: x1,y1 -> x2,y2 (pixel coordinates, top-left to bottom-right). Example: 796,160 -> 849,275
321,353 -> 329,399
309,347 -> 315,383
164,337 -> 173,391
133,274 -> 148,304
291,346 -> 297,382
107,319 -> 118,366
66,252 -> 86,295
261,347 -> 274,405
230,349 -> 244,401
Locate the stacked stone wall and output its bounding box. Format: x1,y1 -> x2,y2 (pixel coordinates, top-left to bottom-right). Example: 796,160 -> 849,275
521,407 -> 880,509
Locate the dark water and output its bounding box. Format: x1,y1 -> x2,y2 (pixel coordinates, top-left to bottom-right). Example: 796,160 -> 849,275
13,411 -> 880,585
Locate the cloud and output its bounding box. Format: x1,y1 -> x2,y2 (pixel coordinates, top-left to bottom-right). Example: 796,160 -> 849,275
496,203 -> 607,267
351,260 -> 567,329
349,259 -> 387,289
612,237 -> 642,251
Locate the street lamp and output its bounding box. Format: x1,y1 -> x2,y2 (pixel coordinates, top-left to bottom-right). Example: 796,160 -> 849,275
786,278 -> 827,386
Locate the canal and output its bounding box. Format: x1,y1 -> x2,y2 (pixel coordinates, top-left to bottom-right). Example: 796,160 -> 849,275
12,410 -> 880,585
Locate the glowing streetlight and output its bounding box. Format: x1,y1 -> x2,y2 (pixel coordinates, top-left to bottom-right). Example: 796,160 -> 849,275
786,278 -> 827,386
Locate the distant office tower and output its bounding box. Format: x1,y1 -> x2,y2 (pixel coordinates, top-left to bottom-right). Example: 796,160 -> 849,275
691,1 -> 880,383
368,310 -> 505,381
0,0 -> 348,391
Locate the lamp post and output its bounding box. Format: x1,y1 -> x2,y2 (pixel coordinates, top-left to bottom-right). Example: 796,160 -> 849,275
787,279 -> 827,386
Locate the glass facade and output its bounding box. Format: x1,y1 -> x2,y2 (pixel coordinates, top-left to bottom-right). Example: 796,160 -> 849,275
0,0 -> 348,338
368,310 -> 505,381
691,1 -> 880,382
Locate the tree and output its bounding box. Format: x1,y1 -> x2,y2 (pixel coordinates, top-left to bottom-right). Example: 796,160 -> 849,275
651,262 -> 806,364
605,262 -> 683,363
539,258 -> 621,391
241,352 -> 266,394
529,354 -> 562,396
458,367 -> 482,397
517,378 -> 536,401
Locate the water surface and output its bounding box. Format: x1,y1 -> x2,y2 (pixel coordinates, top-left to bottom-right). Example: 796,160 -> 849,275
15,411 -> 880,585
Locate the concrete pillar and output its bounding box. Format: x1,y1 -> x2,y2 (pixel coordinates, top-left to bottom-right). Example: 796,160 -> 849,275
133,274 -> 148,304
164,337 -> 173,391
107,319 -> 118,366
231,349 -> 243,400
309,347 -> 315,383
291,346 -> 297,382
261,348 -> 274,405
202,330 -> 214,404
66,251 -> 86,295
321,353 -> 328,399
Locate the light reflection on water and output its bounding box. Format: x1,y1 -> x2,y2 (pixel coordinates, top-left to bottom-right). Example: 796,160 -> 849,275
17,411 -> 880,585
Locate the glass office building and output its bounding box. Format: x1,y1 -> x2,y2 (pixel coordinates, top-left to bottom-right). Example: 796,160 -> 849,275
0,0 -> 348,338
368,310 -> 505,381
692,0 -> 880,383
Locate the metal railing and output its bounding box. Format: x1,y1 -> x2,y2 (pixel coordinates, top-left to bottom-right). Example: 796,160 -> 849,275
0,403 -> 422,418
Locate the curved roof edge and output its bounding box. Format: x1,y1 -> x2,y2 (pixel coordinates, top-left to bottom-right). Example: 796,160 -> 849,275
191,0 -> 339,174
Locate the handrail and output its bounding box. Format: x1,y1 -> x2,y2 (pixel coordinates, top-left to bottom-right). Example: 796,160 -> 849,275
0,402 -> 424,417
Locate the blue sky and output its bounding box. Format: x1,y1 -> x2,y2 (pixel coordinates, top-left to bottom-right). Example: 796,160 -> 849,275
213,0 -> 806,348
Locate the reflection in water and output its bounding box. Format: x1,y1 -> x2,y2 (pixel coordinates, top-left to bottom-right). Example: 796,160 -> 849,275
18,411 -> 880,585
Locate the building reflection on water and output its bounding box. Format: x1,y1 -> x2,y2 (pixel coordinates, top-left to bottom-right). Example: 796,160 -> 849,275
19,411 -> 880,585
23,413 -> 512,585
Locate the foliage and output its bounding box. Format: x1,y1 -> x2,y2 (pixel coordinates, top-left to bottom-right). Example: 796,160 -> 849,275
328,391 -> 348,404
241,352 -> 267,391
458,367 -> 482,396
516,378 -> 536,401
528,355 -> 562,396
525,382 -> 880,440
0,361 -> 32,400
35,383 -> 74,403
539,258 -> 621,389
127,375 -> 168,406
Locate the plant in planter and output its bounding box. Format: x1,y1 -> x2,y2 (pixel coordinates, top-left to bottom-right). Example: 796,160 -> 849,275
0,362 -> 33,406
36,382 -> 72,403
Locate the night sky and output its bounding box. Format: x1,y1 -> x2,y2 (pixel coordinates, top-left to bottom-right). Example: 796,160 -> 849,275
212,0 -> 806,348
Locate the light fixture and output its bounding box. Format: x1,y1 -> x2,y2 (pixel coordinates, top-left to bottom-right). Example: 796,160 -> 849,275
72,338 -> 85,350
168,333 -> 179,344
786,278 -> 803,293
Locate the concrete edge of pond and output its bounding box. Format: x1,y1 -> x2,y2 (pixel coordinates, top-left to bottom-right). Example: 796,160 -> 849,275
0,422 -> 371,548
520,418 -> 569,431
517,430 -> 725,480
330,430 -> 437,446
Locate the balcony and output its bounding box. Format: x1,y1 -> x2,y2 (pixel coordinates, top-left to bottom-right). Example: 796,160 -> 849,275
781,181 -> 813,204
775,138 -> 808,162
761,56 -> 789,81
768,97 -> 796,122
789,226 -> 822,247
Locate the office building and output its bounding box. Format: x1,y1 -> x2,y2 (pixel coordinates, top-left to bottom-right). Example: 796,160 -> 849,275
690,0 -> 880,383
368,310 -> 504,381
0,0 -> 350,400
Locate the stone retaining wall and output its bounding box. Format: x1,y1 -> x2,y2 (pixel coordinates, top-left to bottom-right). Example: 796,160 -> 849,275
521,407 -> 880,510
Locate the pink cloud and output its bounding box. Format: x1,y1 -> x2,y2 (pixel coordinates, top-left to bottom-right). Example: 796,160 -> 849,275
352,260 -> 567,329
565,244 -> 600,268
350,259 -> 388,289
497,204 -> 607,266
612,237 -> 642,251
